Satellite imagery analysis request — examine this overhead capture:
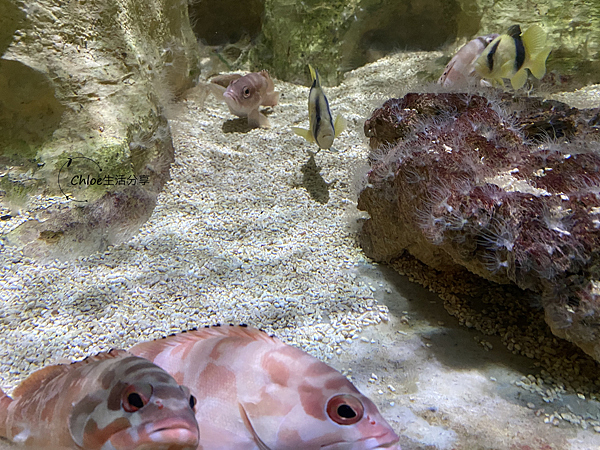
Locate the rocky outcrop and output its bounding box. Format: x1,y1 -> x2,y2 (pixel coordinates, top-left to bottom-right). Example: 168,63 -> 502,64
358,92 -> 600,361
0,0 -> 199,261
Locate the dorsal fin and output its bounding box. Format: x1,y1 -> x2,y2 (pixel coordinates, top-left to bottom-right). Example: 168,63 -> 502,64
12,349 -> 128,399
11,364 -> 70,399
129,325 -> 280,359
78,348 -> 129,363
308,64 -> 320,87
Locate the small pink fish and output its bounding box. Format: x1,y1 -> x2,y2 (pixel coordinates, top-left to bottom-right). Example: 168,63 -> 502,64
0,349 -> 199,450
130,325 -> 400,450
210,71 -> 280,128
438,34 -> 499,87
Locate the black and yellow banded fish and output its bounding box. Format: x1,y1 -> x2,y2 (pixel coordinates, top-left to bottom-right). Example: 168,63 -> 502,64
292,65 -> 346,150
474,24 -> 552,90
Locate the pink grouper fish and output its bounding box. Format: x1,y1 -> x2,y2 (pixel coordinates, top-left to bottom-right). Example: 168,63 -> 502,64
438,34 -> 499,87
210,71 -> 279,128
129,325 -> 400,450
0,349 -> 199,450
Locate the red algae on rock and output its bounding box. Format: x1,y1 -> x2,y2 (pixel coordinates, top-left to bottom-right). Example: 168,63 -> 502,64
358,92 -> 600,361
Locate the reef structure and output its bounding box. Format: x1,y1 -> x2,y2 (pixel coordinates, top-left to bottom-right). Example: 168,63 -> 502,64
358,92 -> 600,361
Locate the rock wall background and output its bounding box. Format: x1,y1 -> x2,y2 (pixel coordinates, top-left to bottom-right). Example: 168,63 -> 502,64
192,0 -> 600,87
0,0 -> 199,260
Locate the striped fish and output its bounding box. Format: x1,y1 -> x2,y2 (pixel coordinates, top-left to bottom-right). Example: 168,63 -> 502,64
130,325 -> 400,450
474,24 -> 552,90
0,349 -> 199,450
292,65 -> 346,150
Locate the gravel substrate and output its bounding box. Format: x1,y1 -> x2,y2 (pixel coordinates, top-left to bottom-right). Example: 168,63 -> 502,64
0,52 -> 430,393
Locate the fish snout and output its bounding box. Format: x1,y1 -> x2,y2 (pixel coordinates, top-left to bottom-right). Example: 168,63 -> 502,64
223,89 -> 234,101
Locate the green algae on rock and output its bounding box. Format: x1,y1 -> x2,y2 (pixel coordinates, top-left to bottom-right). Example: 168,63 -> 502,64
0,0 -> 199,261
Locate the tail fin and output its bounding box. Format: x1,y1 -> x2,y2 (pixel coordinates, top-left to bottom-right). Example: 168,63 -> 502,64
0,388 -> 12,437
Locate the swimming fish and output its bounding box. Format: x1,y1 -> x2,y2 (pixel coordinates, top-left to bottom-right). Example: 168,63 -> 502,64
474,24 -> 552,90
210,71 -> 280,128
292,65 -> 347,150
130,325 -> 400,450
438,34 -> 499,87
0,349 -> 199,450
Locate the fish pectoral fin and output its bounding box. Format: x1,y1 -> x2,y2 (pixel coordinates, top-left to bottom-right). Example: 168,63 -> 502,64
238,403 -> 272,450
333,114 -> 347,138
262,91 -> 280,107
510,69 -> 528,90
499,59 -> 516,79
248,109 -> 270,128
207,83 -> 226,102
0,388 -> 12,432
527,46 -> 552,79
292,126 -> 315,143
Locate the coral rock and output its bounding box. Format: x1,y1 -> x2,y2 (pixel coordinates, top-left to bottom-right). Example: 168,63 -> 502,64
358,92 -> 600,361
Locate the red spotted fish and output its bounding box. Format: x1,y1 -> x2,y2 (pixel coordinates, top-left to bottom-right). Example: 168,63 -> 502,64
210,71 -> 280,129
292,65 -> 346,150
0,349 -> 199,450
130,325 -> 400,450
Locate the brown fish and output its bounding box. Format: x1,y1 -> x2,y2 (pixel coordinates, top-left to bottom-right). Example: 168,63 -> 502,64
210,71 -> 280,128
0,349 -> 199,450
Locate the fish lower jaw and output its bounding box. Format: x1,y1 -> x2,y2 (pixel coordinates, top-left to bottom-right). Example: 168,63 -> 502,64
319,438 -> 400,450
319,433 -> 400,450
146,427 -> 199,446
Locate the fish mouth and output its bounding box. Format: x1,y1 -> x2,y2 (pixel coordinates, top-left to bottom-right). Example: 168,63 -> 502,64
223,90 -> 237,102
146,419 -> 199,446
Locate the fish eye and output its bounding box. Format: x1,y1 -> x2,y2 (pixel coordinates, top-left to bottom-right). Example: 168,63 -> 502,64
122,383 -> 152,413
243,86 -> 251,98
189,395 -> 197,410
326,394 -> 364,425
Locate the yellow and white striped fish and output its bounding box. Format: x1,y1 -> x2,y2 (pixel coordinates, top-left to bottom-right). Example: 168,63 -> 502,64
0,349 -> 199,450
130,325 -> 400,450
292,65 -> 346,150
